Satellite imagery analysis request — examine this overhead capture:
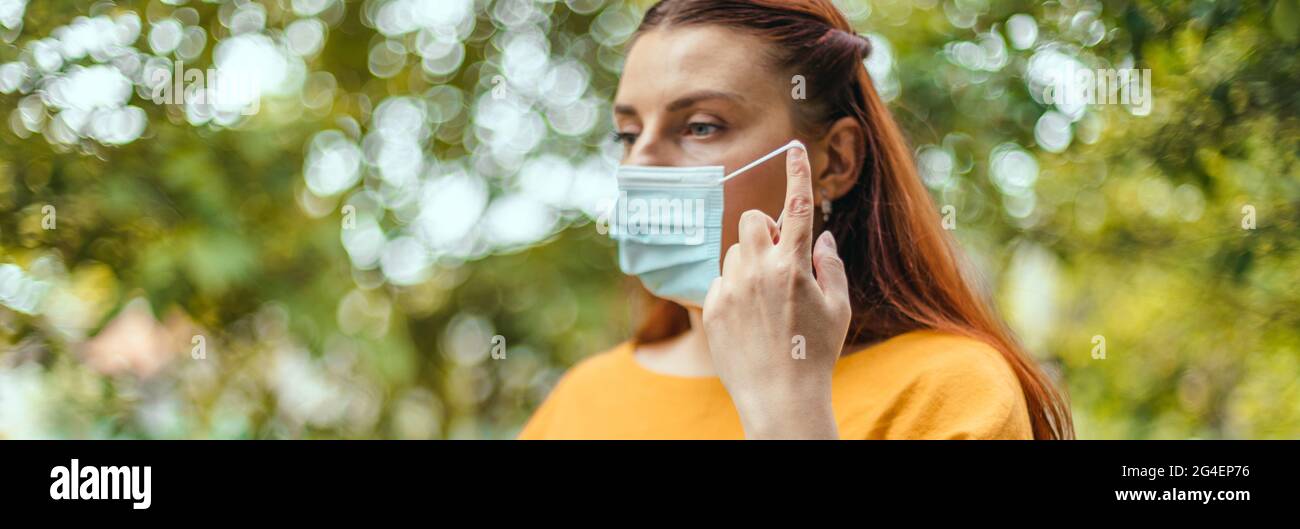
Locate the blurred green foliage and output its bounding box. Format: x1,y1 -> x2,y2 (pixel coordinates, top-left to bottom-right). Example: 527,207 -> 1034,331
0,0 -> 1295,439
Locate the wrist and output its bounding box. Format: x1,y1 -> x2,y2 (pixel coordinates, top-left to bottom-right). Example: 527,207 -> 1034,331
733,380 -> 837,439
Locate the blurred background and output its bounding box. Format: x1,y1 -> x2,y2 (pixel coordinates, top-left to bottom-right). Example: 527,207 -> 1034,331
0,0 -> 1295,439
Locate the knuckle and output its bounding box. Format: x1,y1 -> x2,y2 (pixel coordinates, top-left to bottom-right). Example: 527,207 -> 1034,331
702,305 -> 717,324
820,254 -> 845,272
739,211 -> 767,236
785,230 -> 811,249
786,195 -> 813,218
722,246 -> 740,268
706,285 -> 728,307
718,286 -> 739,305
789,159 -> 810,178
737,212 -> 753,229
770,259 -> 794,278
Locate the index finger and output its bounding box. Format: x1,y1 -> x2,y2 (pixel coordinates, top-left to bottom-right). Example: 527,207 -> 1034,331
778,140 -> 815,259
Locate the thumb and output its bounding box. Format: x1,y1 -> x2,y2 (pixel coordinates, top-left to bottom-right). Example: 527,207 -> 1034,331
812,231 -> 849,305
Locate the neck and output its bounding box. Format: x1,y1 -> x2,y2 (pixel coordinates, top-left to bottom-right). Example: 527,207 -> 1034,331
634,305 -> 716,377
684,305 -> 709,343
680,306 -> 715,373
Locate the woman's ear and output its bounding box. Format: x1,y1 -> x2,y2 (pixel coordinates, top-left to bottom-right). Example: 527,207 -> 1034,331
814,116 -> 866,201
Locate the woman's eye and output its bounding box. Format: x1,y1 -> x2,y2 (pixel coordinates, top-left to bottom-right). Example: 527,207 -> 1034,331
686,122 -> 721,138
612,131 -> 638,146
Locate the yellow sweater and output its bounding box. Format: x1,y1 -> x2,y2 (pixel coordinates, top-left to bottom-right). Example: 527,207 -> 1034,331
519,330 -> 1035,439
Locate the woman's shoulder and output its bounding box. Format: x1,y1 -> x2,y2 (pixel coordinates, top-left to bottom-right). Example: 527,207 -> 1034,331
835,329 -> 1033,439
517,341 -> 635,439
840,329 -> 1019,385
544,341 -> 636,393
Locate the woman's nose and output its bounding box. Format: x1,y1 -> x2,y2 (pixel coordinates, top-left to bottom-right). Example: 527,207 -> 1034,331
623,133 -> 677,167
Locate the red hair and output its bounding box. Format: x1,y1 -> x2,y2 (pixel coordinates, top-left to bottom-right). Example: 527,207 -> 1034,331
629,0 -> 1074,439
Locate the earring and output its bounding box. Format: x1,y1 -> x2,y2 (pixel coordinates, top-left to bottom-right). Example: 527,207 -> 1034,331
820,188 -> 832,223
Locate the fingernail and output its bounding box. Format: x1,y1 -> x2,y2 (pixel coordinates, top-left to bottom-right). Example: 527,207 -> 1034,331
818,230 -> 836,251
789,140 -> 806,160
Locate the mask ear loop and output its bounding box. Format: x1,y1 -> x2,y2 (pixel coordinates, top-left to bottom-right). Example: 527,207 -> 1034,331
720,140 -> 805,182
720,140 -> 806,230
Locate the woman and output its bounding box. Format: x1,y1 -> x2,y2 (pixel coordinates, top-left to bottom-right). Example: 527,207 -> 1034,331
519,0 -> 1074,439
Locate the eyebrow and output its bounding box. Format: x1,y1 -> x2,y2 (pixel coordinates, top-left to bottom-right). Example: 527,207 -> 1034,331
613,89 -> 746,116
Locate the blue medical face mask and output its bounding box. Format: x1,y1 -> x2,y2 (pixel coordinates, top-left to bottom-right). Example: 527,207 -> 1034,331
607,140 -> 803,307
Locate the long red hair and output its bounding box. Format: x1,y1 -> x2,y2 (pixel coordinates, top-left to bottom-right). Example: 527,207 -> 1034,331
629,0 -> 1074,439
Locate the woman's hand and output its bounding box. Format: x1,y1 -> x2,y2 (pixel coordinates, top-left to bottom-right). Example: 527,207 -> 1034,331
702,142 -> 853,439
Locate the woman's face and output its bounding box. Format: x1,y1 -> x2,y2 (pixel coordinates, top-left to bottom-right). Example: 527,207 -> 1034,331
614,26 -> 817,267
